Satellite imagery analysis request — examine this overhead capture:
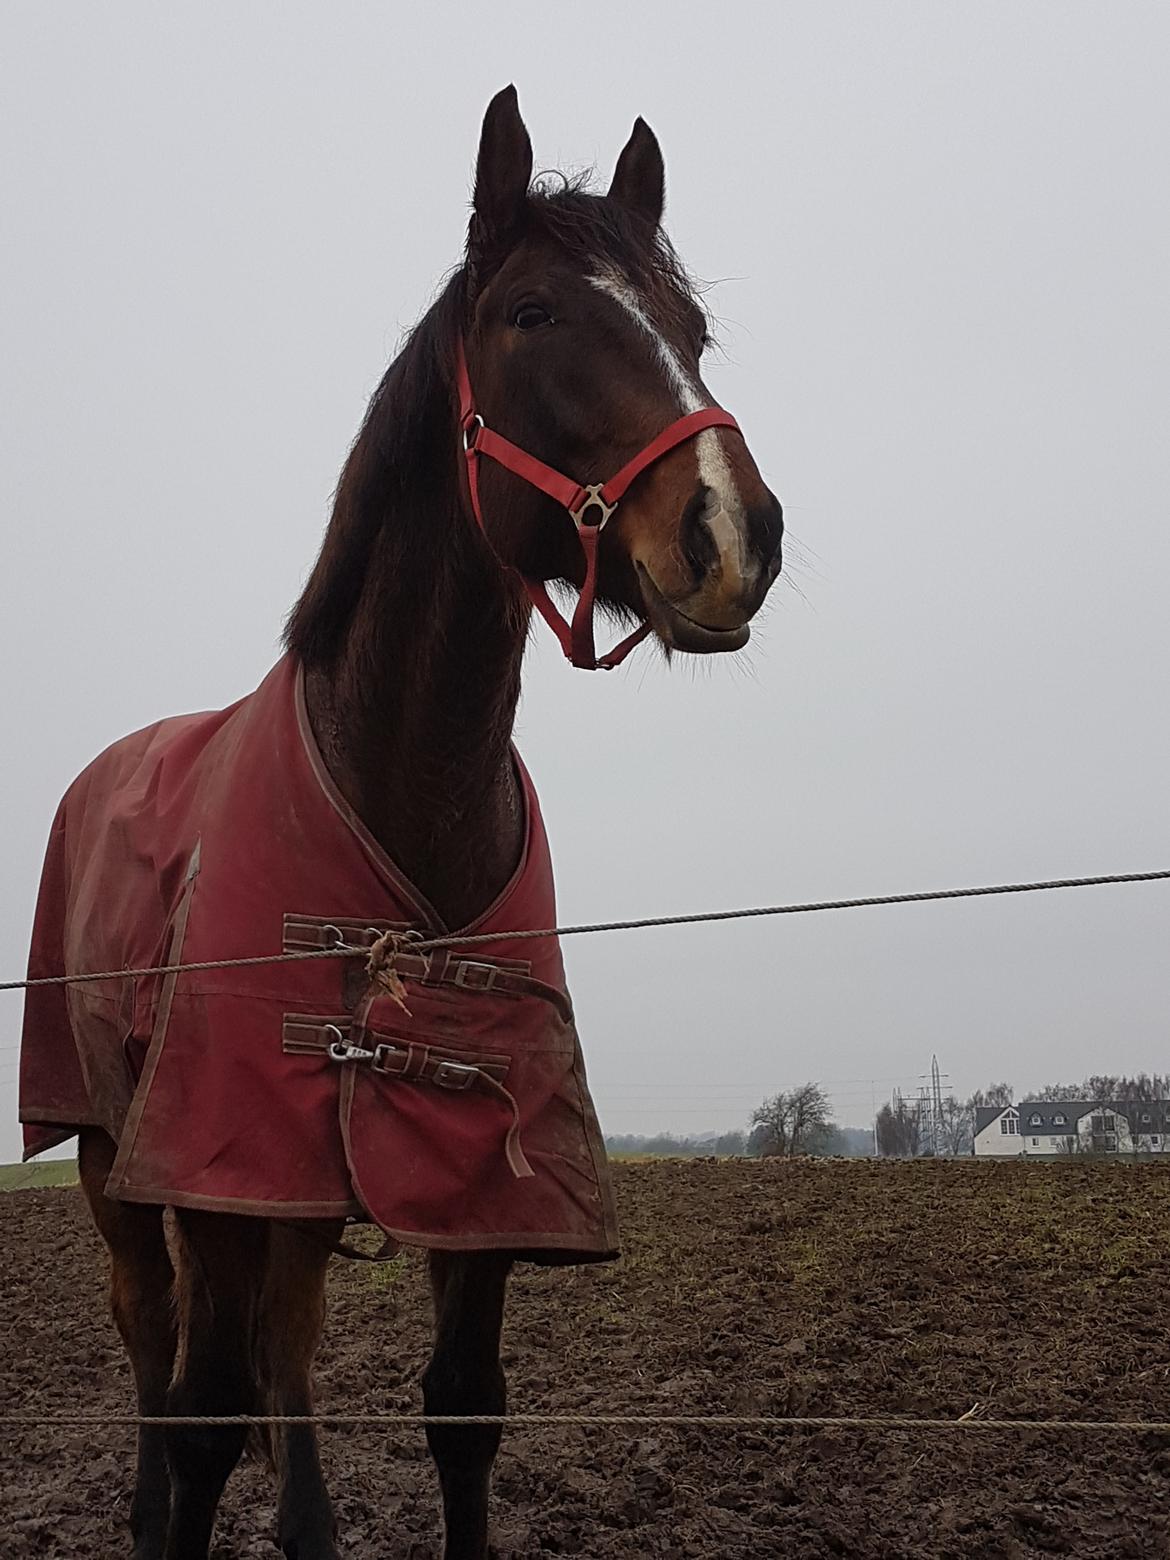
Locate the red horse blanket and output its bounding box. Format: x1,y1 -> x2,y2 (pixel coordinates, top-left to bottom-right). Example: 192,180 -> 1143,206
20,658 -> 618,1261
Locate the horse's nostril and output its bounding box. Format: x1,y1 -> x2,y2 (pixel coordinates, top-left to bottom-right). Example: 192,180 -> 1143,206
679,486 -> 719,582
747,496 -> 784,570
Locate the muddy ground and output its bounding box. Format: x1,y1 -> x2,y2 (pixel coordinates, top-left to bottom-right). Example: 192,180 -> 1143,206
3,1157 -> 1170,1558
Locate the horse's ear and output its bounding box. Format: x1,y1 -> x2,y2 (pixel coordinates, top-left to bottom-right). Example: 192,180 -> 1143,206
608,117 -> 665,228
471,86 -> 533,254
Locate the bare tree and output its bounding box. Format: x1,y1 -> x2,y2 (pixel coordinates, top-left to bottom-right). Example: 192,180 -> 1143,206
750,1082 -> 834,1157
967,1082 -> 1013,1110
1030,1081 -> 1084,1101
1030,1074 -> 1169,1104
1083,1074 -> 1120,1102
938,1093 -> 973,1157
875,1096 -> 922,1157
1111,1073 -> 1170,1101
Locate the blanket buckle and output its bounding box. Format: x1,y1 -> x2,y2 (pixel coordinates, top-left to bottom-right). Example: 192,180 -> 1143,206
433,1060 -> 479,1091
453,960 -> 499,992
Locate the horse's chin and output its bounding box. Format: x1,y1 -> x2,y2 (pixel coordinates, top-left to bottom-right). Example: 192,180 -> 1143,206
635,565 -> 751,655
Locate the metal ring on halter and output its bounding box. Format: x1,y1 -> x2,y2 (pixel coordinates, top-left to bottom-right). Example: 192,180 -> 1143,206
569,483 -> 617,531
462,414 -> 484,452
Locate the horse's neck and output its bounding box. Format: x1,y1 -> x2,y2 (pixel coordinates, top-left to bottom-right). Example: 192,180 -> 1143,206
302,497 -> 529,931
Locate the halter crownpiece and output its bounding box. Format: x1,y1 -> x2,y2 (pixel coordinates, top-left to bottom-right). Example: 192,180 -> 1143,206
455,340 -> 742,670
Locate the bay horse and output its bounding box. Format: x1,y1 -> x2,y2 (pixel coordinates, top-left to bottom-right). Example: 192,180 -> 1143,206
34,87 -> 783,1559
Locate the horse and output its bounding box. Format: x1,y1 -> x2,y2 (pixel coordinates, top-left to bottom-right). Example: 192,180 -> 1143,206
20,86 -> 783,1559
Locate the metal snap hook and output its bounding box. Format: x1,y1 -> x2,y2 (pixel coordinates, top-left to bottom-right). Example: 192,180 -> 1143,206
325,1024 -> 375,1064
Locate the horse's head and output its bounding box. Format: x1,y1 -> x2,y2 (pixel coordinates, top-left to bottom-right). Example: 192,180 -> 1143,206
461,87 -> 783,662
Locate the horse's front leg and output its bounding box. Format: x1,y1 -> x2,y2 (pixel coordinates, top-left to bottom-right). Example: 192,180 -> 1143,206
260,1224 -> 343,1560
423,1250 -> 513,1560
80,1128 -> 177,1560
164,1209 -> 265,1560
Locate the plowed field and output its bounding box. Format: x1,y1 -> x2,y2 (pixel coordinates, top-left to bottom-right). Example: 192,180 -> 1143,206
3,1158 -> 1169,1558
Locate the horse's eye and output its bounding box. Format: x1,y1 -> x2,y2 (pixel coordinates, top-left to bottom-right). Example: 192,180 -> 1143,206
512,304 -> 554,331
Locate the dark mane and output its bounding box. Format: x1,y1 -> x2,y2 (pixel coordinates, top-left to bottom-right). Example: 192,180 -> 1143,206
284,179 -> 703,673
283,270 -> 468,672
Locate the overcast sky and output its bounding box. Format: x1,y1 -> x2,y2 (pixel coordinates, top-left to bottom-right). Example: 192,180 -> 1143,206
2,3 -> 1168,1160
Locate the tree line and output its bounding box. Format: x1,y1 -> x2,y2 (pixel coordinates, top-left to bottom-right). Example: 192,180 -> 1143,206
606,1082 -> 871,1159
605,1072 -> 1170,1161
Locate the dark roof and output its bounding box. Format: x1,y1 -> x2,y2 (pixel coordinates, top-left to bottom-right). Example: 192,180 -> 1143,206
975,1100 -> 1170,1137
1117,1102 -> 1170,1134
1017,1101 -> 1170,1135
1017,1102 -> 1094,1134
974,1106 -> 1013,1133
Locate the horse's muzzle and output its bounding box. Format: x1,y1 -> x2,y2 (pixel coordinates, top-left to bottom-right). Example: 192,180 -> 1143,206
635,490 -> 783,653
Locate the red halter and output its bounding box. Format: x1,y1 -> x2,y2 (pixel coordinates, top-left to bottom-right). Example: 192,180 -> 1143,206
455,341 -> 742,670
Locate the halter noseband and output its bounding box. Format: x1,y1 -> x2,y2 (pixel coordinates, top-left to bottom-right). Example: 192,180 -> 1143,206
455,341 -> 741,670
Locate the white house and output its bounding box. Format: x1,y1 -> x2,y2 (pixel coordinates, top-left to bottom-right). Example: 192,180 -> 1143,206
972,1100 -> 1170,1158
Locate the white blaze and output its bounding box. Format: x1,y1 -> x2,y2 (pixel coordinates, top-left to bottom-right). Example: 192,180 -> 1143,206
589,267 -> 753,581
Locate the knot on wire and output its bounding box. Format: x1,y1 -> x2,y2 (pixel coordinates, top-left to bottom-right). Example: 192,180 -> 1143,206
365,930 -> 415,1017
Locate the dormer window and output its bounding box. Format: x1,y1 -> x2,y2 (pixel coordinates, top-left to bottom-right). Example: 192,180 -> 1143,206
1141,1111 -> 1153,1124
1028,1113 -> 1043,1128
1052,1112 -> 1068,1126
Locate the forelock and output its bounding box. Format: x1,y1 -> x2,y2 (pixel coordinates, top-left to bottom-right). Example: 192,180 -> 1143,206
524,178 -> 705,337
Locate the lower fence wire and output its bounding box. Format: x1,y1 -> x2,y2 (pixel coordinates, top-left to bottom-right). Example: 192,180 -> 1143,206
4,1412 -> 1170,1434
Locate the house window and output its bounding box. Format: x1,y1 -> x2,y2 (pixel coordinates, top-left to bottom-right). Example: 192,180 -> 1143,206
1031,1137 -> 1040,1147
1091,1115 -> 1106,1134
1000,1117 -> 1013,1134
1028,1114 -> 1043,1128
1152,1135 -> 1161,1146
1052,1113 -> 1067,1127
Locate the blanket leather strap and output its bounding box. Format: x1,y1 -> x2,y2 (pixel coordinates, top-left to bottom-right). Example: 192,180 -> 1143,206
282,1017 -> 535,1180
280,1221 -> 403,1264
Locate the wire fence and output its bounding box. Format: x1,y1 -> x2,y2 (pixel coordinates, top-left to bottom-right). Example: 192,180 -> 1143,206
5,1411 -> 1170,1436
3,867 -> 1168,993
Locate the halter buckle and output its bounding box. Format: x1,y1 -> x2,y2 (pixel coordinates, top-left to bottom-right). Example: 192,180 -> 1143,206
570,484 -> 617,531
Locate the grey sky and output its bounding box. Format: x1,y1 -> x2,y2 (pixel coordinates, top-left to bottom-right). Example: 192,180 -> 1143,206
3,3 -> 1168,1160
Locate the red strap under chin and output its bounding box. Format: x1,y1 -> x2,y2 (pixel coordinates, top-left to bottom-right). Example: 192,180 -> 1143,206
455,340 -> 739,671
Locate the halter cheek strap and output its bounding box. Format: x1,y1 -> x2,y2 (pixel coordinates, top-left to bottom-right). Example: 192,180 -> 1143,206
455,340 -> 741,671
